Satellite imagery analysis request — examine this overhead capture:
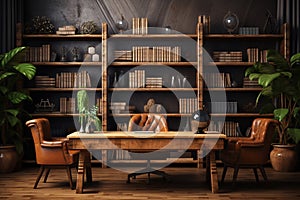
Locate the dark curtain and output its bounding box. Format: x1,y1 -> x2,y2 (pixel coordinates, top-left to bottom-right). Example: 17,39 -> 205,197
277,0 -> 300,55
0,0 -> 23,54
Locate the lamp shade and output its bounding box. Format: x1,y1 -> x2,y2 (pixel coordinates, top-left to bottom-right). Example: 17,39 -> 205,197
191,110 -> 210,134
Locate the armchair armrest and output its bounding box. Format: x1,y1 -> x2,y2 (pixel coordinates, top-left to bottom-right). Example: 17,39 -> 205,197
227,137 -> 253,143
41,140 -> 65,148
237,141 -> 265,148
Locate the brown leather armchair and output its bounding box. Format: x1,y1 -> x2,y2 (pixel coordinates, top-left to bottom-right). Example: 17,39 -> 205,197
220,118 -> 278,184
127,113 -> 168,183
26,118 -> 79,189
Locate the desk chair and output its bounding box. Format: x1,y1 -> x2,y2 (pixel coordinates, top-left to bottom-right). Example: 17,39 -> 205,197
220,118 -> 278,185
26,118 -> 79,189
127,113 -> 168,183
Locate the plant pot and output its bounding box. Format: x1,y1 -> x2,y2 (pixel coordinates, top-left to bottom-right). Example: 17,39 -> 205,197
0,145 -> 19,173
270,144 -> 298,172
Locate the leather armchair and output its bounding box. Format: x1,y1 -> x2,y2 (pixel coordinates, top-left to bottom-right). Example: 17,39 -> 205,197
220,118 -> 279,184
26,118 -> 79,189
127,113 -> 168,183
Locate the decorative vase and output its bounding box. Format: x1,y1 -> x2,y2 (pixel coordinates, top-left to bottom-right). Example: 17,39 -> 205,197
270,144 -> 298,172
79,123 -> 85,133
0,146 -> 19,173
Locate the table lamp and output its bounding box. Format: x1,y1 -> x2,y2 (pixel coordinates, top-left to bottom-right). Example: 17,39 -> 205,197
191,110 -> 210,134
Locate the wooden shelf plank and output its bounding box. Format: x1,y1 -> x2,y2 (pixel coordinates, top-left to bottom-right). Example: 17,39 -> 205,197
111,113 -> 192,117
210,113 -> 273,117
204,88 -> 262,92
207,62 -> 254,66
110,62 -> 196,66
31,113 -> 102,117
109,34 -> 197,38
204,34 -> 284,39
31,62 -> 102,66
109,88 -> 198,92
23,34 -> 102,39
27,88 -> 102,92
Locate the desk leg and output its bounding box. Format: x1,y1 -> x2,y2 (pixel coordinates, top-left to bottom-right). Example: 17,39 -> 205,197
76,150 -> 85,194
85,150 -> 92,183
209,151 -> 219,193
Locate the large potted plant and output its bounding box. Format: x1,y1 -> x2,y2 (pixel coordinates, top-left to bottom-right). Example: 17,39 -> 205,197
0,47 -> 36,172
245,49 -> 300,171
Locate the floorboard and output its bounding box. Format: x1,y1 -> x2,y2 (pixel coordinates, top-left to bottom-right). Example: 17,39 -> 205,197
0,164 -> 300,199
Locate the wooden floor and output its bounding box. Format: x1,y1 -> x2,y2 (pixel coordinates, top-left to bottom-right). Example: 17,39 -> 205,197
0,164 -> 300,199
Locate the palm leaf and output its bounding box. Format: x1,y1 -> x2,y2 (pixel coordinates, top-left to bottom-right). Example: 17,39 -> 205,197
14,63 -> 36,80
274,108 -> 289,121
258,73 -> 281,87
0,72 -> 16,81
8,91 -> 32,104
290,53 -> 300,67
0,47 -> 26,67
267,49 -> 289,70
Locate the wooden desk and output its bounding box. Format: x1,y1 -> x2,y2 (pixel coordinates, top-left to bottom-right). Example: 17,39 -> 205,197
67,131 -> 226,194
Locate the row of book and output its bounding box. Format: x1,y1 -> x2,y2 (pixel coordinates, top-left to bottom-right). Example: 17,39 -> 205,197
146,77 -> 163,88
213,51 -> 243,62
243,77 -> 261,88
203,73 -> 232,88
132,17 -> 148,34
35,76 -> 55,88
132,46 -> 181,62
56,25 -> 76,35
25,45 -> 51,62
59,97 -> 102,114
247,48 -> 268,63
198,15 -> 210,34
114,50 -> 132,61
239,27 -> 259,35
56,71 -> 92,88
179,98 -> 198,114
208,121 -> 242,137
206,101 -> 238,113
128,69 -> 145,88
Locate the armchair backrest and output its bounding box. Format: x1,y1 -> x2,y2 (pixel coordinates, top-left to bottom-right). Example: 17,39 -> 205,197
128,114 -> 168,132
25,118 -> 73,165
250,118 -> 278,146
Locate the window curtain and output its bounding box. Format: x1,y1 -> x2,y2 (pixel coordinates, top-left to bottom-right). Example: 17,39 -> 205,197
277,0 -> 300,55
0,0 -> 23,54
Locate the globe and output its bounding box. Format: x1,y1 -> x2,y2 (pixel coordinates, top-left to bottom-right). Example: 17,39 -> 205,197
116,15 -> 128,33
223,11 -> 239,34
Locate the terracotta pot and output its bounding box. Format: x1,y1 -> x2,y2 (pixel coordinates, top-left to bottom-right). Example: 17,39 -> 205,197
0,145 -> 19,173
270,144 -> 298,172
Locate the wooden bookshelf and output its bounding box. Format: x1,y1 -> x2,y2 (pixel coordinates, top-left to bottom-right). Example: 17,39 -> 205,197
31,62 -> 102,66
27,88 -> 102,92
111,62 -> 196,66
23,34 -> 102,39
204,34 -> 284,39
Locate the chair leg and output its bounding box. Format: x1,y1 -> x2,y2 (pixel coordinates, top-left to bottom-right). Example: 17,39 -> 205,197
43,168 -> 50,183
253,168 -> 259,182
34,166 -> 45,189
221,165 -> 228,183
259,166 -> 268,182
66,166 -> 74,189
232,167 -> 239,185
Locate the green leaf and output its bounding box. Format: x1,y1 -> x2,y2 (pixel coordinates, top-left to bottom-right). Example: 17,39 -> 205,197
0,86 -> 8,94
249,73 -> 261,81
245,66 -> 257,77
14,63 -> 36,80
0,47 -> 26,67
258,73 -> 281,87
274,108 -> 289,121
290,53 -> 300,67
5,109 -> 19,117
280,71 -> 292,78
287,128 -> 300,143
256,86 -> 273,104
0,72 -> 16,81
259,103 -> 275,114
8,91 -> 32,104
257,63 -> 276,73
267,49 -> 289,70
6,114 -> 20,127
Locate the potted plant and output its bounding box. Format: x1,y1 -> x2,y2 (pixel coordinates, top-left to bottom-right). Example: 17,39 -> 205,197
0,46 -> 36,172
245,49 -> 300,171
77,90 -> 101,133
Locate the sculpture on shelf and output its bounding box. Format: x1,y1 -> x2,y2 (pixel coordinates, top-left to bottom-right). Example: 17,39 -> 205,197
116,15 -> 128,33
191,110 -> 210,134
80,21 -> 97,34
77,90 -> 101,133
223,11 -> 239,34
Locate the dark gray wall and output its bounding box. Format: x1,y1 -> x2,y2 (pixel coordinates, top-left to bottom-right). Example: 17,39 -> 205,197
24,0 -> 276,34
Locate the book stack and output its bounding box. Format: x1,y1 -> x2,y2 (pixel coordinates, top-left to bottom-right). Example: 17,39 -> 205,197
203,73 -> 232,88
56,25 -> 76,35
59,97 -> 76,114
132,46 -> 181,62
198,15 -> 210,33
129,70 -> 145,88
208,121 -> 242,137
96,98 -> 102,114
213,51 -> 243,62
179,98 -> 198,114
35,76 -> 56,88
25,45 -> 51,62
145,77 -> 163,88
239,27 -> 259,35
56,71 -> 91,88
114,50 -> 132,61
243,77 -> 261,88
132,17 -> 148,34
109,102 -> 126,114
206,102 -> 238,113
